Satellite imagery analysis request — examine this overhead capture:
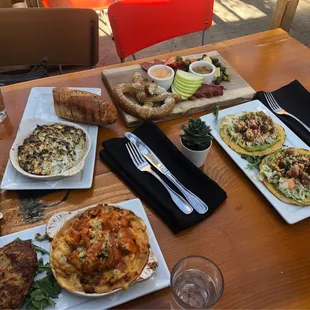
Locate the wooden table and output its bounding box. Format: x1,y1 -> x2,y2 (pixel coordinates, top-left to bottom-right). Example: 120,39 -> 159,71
1,29 -> 310,308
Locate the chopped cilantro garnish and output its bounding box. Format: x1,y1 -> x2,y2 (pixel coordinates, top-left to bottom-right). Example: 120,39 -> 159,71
212,104 -> 219,121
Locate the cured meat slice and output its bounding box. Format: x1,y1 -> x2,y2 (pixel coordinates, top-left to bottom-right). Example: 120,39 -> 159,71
140,59 -> 165,71
189,84 -> 225,100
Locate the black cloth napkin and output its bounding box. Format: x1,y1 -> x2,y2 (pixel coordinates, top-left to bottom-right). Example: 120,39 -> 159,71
99,121 -> 227,233
256,80 -> 310,146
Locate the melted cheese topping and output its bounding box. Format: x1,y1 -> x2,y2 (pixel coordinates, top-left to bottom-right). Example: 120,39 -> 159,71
50,205 -> 150,294
18,123 -> 86,175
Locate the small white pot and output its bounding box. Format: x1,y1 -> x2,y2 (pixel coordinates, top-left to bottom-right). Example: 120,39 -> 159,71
180,138 -> 212,168
147,64 -> 175,90
189,60 -> 215,85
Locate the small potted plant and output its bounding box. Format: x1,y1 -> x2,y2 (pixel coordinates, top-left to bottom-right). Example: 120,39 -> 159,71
180,118 -> 213,167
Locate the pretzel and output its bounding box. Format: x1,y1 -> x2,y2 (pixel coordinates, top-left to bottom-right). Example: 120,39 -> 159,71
113,72 -> 181,120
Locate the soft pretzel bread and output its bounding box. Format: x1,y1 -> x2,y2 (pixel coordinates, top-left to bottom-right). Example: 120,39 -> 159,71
136,91 -> 181,104
113,72 -> 181,120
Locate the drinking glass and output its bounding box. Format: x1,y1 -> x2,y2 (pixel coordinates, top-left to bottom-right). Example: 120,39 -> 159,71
171,256 -> 224,309
0,88 -> 7,122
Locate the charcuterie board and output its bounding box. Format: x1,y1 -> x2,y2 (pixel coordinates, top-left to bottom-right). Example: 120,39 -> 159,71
102,51 -> 256,127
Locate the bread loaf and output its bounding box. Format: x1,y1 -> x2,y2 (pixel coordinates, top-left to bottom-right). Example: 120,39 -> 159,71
53,87 -> 118,125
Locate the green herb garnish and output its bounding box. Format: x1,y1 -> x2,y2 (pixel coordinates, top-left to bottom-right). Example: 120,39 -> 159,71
33,244 -> 50,256
35,233 -> 51,242
284,162 -> 292,171
241,155 -> 262,170
37,258 -> 51,273
212,104 -> 219,121
24,272 -> 61,310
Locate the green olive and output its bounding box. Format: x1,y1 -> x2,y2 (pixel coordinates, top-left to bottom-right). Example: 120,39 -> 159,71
215,76 -> 222,85
210,57 -> 219,64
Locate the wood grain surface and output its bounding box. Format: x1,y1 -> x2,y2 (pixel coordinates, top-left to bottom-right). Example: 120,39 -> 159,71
102,50 -> 255,127
1,29 -> 310,309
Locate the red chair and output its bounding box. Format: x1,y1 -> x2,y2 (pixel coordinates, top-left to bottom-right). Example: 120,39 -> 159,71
41,0 -> 116,36
41,0 -> 114,9
108,0 -> 214,62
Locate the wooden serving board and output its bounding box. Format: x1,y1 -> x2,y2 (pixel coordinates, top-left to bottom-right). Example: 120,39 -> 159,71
102,51 -> 256,127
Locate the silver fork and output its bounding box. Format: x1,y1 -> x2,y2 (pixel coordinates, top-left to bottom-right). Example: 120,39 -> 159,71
264,92 -> 310,133
126,142 -> 193,214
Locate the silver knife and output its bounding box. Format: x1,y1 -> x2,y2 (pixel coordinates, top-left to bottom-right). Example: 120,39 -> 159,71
125,132 -> 208,214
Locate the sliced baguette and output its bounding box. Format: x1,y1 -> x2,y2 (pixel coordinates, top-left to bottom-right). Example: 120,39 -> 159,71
52,87 -> 117,125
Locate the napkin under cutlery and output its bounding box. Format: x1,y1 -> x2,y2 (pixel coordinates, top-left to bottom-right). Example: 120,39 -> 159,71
256,80 -> 310,146
99,121 -> 227,233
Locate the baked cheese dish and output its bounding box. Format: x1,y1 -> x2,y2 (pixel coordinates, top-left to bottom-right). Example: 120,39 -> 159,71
220,111 -> 285,156
50,204 -> 150,294
17,123 -> 86,175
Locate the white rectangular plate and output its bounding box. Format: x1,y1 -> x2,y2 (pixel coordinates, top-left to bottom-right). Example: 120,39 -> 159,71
1,87 -> 100,190
201,100 -> 310,224
0,198 -> 170,309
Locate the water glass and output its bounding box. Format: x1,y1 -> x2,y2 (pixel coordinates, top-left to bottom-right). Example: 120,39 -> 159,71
171,256 -> 224,309
0,88 -> 7,122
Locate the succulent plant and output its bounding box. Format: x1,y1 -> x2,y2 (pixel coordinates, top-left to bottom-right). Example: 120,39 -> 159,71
180,118 -> 213,151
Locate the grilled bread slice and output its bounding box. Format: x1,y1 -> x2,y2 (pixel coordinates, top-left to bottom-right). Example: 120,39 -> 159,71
53,87 -> 118,126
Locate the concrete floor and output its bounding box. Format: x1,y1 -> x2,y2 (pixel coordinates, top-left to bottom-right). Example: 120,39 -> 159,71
97,0 -> 310,66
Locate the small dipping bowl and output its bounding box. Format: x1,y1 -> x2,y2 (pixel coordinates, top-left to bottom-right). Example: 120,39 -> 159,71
189,61 -> 215,85
147,64 -> 175,90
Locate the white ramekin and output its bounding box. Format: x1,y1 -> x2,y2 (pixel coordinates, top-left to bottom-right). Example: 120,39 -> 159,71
147,65 -> 175,90
189,61 -> 215,85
